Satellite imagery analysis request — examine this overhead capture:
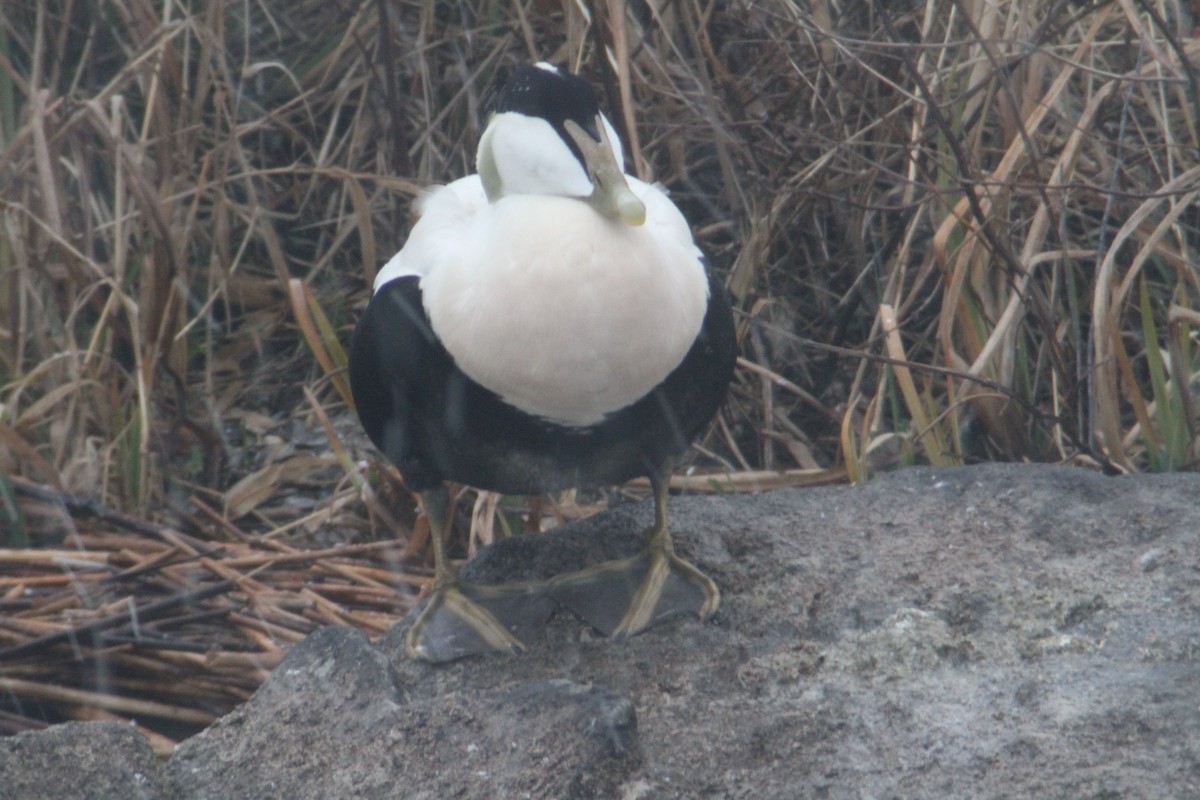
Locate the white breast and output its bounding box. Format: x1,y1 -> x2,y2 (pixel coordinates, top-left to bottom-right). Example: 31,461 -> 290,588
407,178 -> 709,426
374,177 -> 488,286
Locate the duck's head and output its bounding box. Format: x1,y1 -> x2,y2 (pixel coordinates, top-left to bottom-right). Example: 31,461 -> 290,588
476,63 -> 646,226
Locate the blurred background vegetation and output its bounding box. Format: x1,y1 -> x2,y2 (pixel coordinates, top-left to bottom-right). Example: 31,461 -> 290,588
1,0 -> 1198,529
1,0 -> 1199,746
9,0 -> 1200,532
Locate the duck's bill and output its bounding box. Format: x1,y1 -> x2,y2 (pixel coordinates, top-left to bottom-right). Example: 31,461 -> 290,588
564,116 -> 647,226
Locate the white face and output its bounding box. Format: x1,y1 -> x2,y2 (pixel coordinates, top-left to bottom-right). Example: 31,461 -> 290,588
476,111 -> 626,202
478,112 -> 593,198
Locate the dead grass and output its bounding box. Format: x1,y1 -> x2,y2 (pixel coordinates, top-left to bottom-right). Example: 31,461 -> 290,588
1,0 -> 1199,744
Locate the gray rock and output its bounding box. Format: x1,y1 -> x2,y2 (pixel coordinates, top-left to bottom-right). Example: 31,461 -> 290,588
5,464 -> 1200,799
0,720 -> 162,800
164,626 -> 406,800
164,627 -> 640,800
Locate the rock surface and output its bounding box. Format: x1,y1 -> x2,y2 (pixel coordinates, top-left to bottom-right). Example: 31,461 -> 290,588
5,464 -> 1200,799
0,720 -> 163,800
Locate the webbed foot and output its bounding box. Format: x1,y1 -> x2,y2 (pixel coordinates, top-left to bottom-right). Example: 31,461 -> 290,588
405,579 -> 555,662
549,541 -> 719,637
550,467 -> 718,638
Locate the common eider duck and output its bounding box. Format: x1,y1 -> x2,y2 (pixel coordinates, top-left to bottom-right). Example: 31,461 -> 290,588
349,63 -> 736,661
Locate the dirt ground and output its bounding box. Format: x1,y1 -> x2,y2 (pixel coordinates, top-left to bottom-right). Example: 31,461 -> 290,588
3,462 -> 1198,799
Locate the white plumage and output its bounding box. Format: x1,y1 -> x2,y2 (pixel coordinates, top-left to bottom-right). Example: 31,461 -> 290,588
379,172 -> 708,426
349,62 -> 736,662
374,105 -> 709,427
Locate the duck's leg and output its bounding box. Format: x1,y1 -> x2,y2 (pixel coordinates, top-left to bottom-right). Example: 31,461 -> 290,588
405,485 -> 553,662
550,466 -> 719,637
